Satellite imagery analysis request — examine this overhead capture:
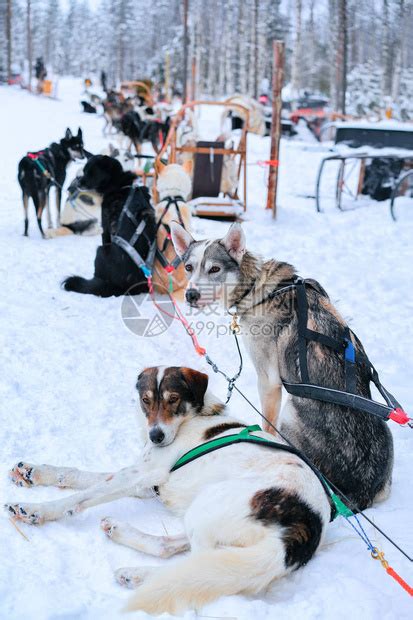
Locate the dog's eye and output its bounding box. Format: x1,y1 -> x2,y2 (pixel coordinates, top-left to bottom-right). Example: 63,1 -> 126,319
168,395 -> 179,404
185,264 -> 193,273
209,266 -> 221,274
142,397 -> 150,405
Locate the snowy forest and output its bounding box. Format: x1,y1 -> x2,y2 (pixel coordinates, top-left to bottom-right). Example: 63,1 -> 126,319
1,0 -> 413,117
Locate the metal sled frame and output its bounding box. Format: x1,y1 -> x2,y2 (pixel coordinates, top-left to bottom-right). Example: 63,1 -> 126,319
155,100 -> 250,219
390,168 -> 413,221
315,152 -> 413,214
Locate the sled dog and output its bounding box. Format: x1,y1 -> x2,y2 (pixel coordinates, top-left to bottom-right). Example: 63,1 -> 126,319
6,366 -> 330,615
17,128 -> 85,237
152,161 -> 192,295
170,222 -> 394,510
62,155 -> 156,297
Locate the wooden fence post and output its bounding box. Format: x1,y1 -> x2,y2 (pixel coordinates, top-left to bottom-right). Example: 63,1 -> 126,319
266,40 -> 285,218
190,56 -> 196,102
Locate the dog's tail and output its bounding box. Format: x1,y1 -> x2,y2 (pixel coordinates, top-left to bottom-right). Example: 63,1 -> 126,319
125,536 -> 286,615
62,275 -> 121,297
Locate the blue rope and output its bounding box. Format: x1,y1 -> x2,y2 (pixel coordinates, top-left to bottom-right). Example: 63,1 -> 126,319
343,513 -> 375,552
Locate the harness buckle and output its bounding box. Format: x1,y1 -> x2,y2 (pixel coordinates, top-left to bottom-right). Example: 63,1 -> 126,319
229,312 -> 241,335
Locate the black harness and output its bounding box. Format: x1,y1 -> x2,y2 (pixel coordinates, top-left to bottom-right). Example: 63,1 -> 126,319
248,276 -> 405,424
112,186 -> 157,278
155,196 -> 186,273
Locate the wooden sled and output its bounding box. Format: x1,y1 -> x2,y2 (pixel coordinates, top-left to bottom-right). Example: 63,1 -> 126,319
120,81 -> 154,107
155,100 -> 249,220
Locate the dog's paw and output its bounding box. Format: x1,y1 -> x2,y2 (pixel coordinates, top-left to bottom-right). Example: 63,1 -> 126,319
115,567 -> 147,589
101,517 -> 118,538
9,462 -> 39,487
4,503 -> 44,525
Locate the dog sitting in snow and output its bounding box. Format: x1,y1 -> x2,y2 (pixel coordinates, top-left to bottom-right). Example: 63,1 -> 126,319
6,366 -> 330,615
152,161 -> 192,296
170,222 -> 394,511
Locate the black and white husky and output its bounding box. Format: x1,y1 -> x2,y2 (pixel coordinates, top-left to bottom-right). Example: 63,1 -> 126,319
17,128 -> 85,237
5,366 -> 330,615
170,222 -> 394,511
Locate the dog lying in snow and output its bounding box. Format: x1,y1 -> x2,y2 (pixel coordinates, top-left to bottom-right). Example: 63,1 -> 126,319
5,366 -> 330,615
152,161 -> 192,296
62,155 -> 156,297
170,222 -> 394,511
45,145 -> 137,240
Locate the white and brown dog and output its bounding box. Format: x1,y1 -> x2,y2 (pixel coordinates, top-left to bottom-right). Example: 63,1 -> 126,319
5,366 -> 330,615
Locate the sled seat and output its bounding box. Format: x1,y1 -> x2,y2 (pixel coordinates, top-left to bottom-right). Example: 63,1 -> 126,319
188,140 -> 243,219
189,196 -> 244,219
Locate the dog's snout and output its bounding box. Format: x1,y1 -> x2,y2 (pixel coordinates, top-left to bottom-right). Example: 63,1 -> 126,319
186,288 -> 201,304
149,427 -> 165,445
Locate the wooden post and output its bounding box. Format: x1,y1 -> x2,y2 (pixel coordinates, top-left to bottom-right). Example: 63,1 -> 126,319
6,0 -> 12,83
182,0 -> 189,103
27,0 -> 32,92
266,40 -> 285,218
190,56 -> 196,102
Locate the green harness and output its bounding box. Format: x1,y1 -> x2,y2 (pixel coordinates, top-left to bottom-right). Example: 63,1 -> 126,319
171,424 -> 353,521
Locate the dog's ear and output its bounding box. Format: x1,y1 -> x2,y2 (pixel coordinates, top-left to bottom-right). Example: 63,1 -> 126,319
170,221 -> 195,257
77,127 -> 83,139
221,223 -> 246,263
181,368 -> 209,407
65,128 -> 73,140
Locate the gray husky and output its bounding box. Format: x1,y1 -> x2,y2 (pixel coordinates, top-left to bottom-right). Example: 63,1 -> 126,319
170,222 -> 394,511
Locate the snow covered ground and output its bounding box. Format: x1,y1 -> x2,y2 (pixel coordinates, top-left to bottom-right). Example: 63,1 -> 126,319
0,79 -> 412,620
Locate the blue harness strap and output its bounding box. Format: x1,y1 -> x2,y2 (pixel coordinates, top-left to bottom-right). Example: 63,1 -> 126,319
112,186 -> 156,279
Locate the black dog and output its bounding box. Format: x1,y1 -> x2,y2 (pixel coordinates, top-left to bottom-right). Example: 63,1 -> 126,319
81,101 -> 97,114
63,155 -> 156,297
118,110 -> 170,154
18,128 -> 85,237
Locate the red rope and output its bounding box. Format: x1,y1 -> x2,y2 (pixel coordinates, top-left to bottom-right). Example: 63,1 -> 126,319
371,547 -> 413,597
146,276 -> 206,356
386,566 -> 413,596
